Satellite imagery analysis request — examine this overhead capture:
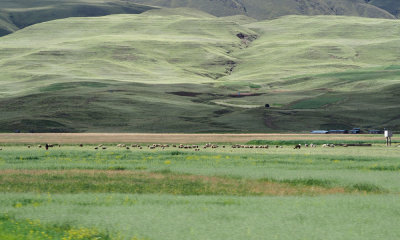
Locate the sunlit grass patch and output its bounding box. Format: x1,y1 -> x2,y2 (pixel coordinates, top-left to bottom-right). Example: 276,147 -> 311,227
0,213 -> 110,240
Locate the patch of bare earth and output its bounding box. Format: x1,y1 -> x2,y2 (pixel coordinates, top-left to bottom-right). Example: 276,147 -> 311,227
0,170 -> 348,196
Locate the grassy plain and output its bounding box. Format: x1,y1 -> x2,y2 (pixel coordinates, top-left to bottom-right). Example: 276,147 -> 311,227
1,135 -> 400,239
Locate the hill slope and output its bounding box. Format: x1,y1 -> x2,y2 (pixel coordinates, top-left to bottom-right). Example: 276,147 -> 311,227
0,0 -> 395,37
1,9 -> 400,132
0,0 -> 154,36
370,0 -> 400,17
131,0 -> 395,19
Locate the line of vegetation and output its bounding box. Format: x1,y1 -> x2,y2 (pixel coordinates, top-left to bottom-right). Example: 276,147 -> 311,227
0,170 -> 357,196
260,177 -> 387,194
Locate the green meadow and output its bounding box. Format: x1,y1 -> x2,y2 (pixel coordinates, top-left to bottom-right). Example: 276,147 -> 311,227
1,143 -> 400,239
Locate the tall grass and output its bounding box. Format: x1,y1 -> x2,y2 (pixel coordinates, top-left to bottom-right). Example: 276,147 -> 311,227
2,193 -> 400,240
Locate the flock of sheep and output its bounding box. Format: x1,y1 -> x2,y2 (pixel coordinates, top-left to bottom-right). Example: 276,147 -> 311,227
19,143 -> 326,150
1,143 -> 392,151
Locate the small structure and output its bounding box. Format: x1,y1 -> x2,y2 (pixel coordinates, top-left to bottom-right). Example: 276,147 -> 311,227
328,130 -> 348,134
349,128 -> 361,134
311,130 -> 329,134
369,130 -> 383,134
385,130 -> 393,146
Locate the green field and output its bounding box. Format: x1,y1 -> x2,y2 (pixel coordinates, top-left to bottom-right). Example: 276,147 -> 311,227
1,142 -> 400,239
1,9 -> 400,132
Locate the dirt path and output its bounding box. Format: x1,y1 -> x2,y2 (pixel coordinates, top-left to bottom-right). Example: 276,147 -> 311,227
0,133 -> 387,144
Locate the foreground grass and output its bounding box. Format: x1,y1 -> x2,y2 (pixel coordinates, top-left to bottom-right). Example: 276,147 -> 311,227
1,193 -> 400,240
1,145 -> 399,239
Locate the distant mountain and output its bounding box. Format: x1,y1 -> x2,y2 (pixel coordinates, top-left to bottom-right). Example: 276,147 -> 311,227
370,0 -> 400,17
0,0 -> 154,36
131,0 -> 395,19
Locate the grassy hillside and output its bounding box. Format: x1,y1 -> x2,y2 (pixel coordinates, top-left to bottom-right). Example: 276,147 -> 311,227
0,0 -> 395,37
0,0 -> 154,36
131,0 -> 395,19
241,0 -> 395,19
370,0 -> 400,17
0,17 -> 17,36
220,15 -> 400,130
0,9 -> 259,132
1,9 -> 400,132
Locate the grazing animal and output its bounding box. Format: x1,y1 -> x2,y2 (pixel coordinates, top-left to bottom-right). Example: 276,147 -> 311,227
79,144 -> 83,147
294,144 -> 301,149
45,144 -> 49,150
94,147 -> 98,150
27,145 -> 31,148
38,145 -> 42,148
102,146 -> 107,150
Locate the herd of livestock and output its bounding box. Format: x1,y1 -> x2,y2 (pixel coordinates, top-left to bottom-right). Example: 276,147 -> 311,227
0,143 -> 343,151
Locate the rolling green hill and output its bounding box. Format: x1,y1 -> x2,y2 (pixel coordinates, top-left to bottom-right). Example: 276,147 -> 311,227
0,0 -> 396,37
0,9 -> 400,132
0,0 -> 155,36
